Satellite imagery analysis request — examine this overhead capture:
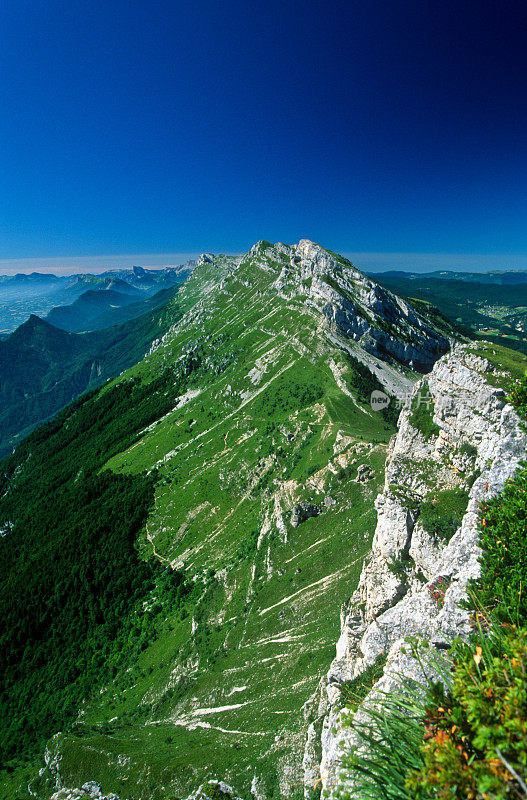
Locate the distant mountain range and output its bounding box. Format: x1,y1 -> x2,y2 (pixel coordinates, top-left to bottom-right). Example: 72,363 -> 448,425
373,268 -> 527,285
0,262 -> 195,332
44,285 -> 183,333
0,284 -> 183,457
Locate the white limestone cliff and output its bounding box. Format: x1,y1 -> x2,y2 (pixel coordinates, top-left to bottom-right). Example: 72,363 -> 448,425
253,239 -> 450,373
303,344 -> 527,795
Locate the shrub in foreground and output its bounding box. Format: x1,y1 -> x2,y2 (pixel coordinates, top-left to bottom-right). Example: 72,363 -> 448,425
339,622 -> 527,800
475,462 -> 527,626
407,624 -> 527,799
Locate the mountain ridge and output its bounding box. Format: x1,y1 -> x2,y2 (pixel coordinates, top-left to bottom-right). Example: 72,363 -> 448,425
2,240 -> 522,800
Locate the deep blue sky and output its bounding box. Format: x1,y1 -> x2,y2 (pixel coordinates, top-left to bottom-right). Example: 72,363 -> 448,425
0,0 -> 526,270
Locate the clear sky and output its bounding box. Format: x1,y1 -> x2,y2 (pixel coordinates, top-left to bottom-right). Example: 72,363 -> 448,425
0,0 -> 526,271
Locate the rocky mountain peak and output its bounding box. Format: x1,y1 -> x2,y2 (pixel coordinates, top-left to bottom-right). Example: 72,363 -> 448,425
197,252 -> 215,266
293,239 -> 362,280
247,238 -> 450,373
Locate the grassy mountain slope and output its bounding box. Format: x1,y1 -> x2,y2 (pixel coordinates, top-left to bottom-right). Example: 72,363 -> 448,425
0,242 -> 452,800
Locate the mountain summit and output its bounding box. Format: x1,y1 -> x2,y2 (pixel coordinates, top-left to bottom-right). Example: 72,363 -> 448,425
248,239 -> 449,370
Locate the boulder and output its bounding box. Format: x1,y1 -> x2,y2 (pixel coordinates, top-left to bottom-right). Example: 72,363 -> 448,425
356,464 -> 374,483
290,502 -> 320,528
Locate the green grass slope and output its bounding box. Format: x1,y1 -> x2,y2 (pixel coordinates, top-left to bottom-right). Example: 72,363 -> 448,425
1,242 -> 444,800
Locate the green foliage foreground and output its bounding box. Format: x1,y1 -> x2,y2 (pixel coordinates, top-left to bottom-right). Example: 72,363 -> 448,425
340,623 -> 527,800
475,464 -> 527,626
407,625 -> 527,800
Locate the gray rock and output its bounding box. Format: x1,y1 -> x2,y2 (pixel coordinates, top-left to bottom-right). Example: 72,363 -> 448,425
197,253 -> 214,265
264,239 -> 450,373
186,780 -> 243,800
81,783 -> 102,798
290,502 -> 320,528
309,344 -> 527,794
356,464 -> 374,483
50,781 -> 122,800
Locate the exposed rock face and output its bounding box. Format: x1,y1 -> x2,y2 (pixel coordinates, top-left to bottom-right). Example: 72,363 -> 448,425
355,464 -> 374,483
304,344 -> 527,794
186,780 -> 242,800
258,239 -> 450,372
50,781 -> 120,800
290,502 -> 321,527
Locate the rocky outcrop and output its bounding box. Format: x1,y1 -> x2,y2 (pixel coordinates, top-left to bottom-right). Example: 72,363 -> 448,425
355,464 -> 374,483
185,780 -> 242,800
258,239 -> 450,372
50,781 -> 120,800
290,502 -> 321,527
305,344 -> 527,794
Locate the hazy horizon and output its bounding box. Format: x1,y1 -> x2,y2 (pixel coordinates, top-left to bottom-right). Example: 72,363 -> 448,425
2,249 -> 527,276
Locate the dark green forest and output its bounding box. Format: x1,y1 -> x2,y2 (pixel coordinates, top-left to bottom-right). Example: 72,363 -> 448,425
0,363 -> 198,768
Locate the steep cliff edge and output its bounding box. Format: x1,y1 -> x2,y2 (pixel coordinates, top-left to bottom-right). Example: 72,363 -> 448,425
258,239 -> 449,375
305,344 -> 527,793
